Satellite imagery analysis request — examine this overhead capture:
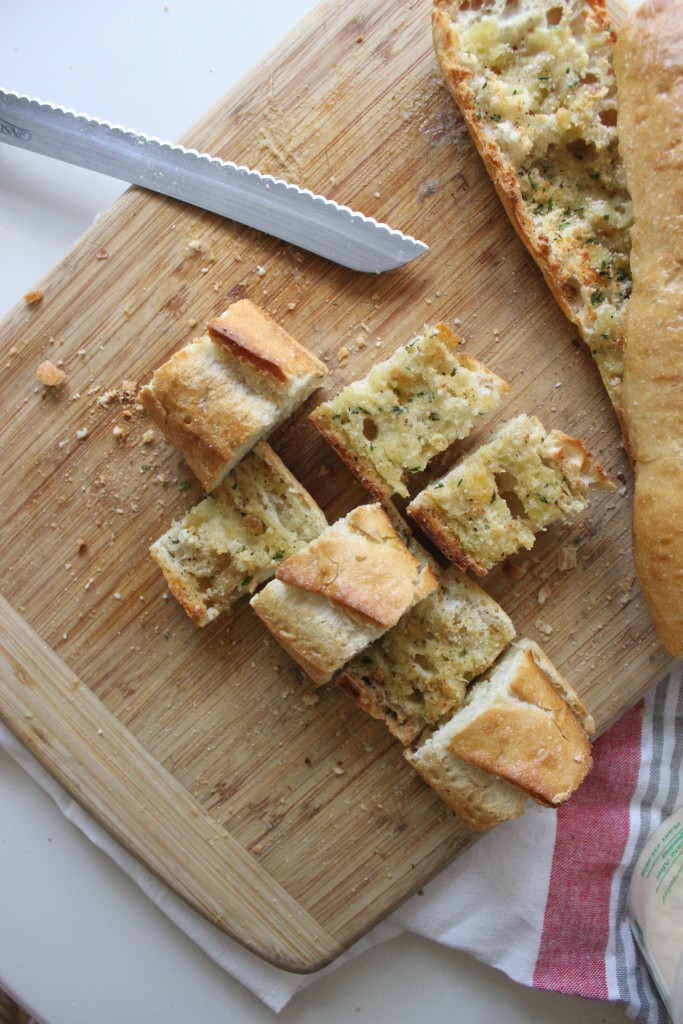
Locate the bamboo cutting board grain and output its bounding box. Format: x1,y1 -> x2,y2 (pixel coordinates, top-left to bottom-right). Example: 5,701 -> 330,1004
0,0 -> 673,971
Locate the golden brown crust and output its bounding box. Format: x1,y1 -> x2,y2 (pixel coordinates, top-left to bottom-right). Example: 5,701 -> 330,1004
139,300 -> 328,491
630,462 -> 683,656
614,0 -> 683,655
149,553 -> 208,626
207,298 -> 327,383
308,419 -> 391,502
138,340 -> 262,492
409,504 -> 487,576
336,672 -> 418,741
448,647 -> 593,805
276,504 -> 438,628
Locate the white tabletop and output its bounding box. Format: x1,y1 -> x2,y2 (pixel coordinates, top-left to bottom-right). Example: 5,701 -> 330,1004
0,3 -> 632,1022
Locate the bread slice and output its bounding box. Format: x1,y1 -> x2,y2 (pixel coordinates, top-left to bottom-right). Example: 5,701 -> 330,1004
408,413 -> 612,574
309,323 -> 509,500
250,503 -> 439,685
337,564 -> 515,744
614,0 -> 683,656
150,442 -> 327,626
405,741 -> 529,831
406,638 -> 595,829
432,0 -> 632,416
139,299 -> 328,491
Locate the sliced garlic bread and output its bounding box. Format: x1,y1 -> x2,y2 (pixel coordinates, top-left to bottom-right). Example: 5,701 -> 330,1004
432,0 -> 632,415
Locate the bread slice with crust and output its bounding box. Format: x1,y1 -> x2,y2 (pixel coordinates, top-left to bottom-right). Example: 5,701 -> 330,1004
309,323 -> 509,500
139,299 -> 328,491
408,413 -> 612,574
432,0 -> 632,417
250,503 -> 439,685
406,741 -> 529,830
405,638 -> 594,829
337,564 -> 515,744
150,442 -> 327,626
614,0 -> 683,656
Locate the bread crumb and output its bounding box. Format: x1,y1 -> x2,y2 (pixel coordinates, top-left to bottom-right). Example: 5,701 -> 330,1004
337,345 -> 349,365
24,290 -> 44,305
318,463 -> 331,478
332,765 -> 345,775
558,545 -> 578,571
95,247 -> 109,260
251,843 -> 263,854
98,380 -> 138,408
77,537 -> 87,553
36,360 -> 66,388
75,427 -> 89,441
619,573 -> 636,605
534,618 -> 554,636
141,429 -> 155,444
302,692 -> 319,706
537,585 -> 550,606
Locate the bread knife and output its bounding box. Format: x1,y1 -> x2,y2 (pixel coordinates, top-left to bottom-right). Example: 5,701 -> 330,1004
0,88 -> 428,273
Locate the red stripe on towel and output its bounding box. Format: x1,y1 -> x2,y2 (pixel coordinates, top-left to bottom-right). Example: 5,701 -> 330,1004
532,703 -> 643,998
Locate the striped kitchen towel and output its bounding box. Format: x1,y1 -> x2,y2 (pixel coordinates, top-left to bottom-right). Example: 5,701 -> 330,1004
1,667 -> 681,1016
389,662 -> 683,1024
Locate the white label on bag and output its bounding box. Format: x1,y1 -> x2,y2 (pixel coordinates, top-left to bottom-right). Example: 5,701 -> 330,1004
630,809 -> 683,1018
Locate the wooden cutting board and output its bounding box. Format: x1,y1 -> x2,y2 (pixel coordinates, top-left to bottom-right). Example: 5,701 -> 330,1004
0,0 -> 672,973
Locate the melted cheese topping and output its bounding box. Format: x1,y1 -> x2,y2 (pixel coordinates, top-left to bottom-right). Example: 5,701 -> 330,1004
454,0 -> 632,405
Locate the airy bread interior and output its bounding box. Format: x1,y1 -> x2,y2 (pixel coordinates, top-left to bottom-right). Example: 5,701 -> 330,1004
408,413 -> 611,573
338,564 -> 516,743
310,323 -> 508,499
150,442 -> 326,626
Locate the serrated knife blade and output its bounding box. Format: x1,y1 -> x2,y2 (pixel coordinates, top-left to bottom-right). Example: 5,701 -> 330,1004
0,88 -> 428,273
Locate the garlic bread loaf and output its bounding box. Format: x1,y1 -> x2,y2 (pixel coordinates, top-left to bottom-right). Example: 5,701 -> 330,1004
614,0 -> 683,656
337,564 -> 515,744
432,0 -> 632,416
406,639 -> 595,829
150,442 -> 327,626
310,323 -> 508,500
250,503 -> 438,685
140,299 -> 327,491
408,413 -> 612,574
